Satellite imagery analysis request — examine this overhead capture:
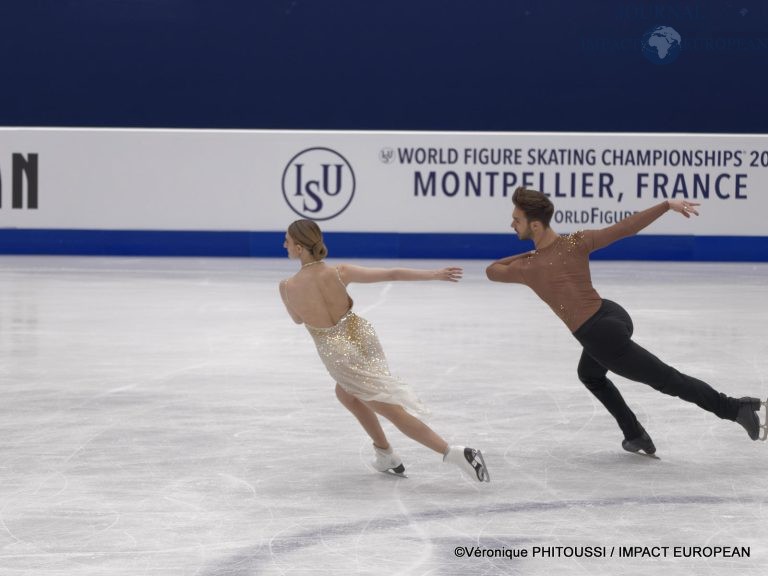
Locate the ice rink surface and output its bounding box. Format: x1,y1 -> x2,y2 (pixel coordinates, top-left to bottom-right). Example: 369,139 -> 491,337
0,255 -> 766,575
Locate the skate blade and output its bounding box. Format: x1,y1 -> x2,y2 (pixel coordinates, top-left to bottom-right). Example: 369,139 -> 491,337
473,450 -> 491,482
637,452 -> 661,460
380,468 -> 408,478
378,462 -> 407,478
627,450 -> 660,460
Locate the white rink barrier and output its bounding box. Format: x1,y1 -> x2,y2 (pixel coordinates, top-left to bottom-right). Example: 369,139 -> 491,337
1,128 -> 767,259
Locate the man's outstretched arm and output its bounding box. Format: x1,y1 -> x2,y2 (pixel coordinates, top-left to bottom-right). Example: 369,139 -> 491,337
589,200 -> 698,251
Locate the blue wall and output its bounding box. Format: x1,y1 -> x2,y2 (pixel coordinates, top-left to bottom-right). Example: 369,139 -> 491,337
1,1 -> 767,260
1,1 -> 766,133
2,229 -> 768,262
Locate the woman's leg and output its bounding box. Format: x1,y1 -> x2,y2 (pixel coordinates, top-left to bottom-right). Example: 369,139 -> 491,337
335,384 -> 389,449
364,399 -> 490,482
365,399 -> 449,454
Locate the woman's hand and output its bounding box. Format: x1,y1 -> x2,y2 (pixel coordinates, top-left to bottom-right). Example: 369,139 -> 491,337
434,267 -> 463,282
668,199 -> 700,218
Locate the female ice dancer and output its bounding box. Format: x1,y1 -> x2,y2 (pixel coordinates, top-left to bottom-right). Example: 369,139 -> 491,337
279,219 -> 489,482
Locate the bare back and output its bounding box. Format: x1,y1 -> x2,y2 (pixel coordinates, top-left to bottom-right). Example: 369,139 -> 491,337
281,264 -> 353,328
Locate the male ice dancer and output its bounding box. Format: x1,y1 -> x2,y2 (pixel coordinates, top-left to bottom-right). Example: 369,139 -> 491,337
486,187 -> 766,455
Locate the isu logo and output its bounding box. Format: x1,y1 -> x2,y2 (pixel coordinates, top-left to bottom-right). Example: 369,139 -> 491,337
282,147 -> 356,221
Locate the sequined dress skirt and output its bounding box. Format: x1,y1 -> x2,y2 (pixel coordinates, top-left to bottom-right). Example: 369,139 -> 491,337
306,311 -> 428,416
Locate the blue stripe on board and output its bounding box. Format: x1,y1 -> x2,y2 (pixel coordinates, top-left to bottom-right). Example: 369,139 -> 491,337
0,229 -> 767,261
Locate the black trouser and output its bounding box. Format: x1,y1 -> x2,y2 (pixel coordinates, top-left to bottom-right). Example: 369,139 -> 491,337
572,299 -> 740,440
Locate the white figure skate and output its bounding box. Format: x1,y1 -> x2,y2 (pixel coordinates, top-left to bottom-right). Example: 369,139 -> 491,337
444,445 -> 490,482
372,444 -> 407,477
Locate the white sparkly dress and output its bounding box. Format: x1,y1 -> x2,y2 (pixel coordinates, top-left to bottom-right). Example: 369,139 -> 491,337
300,268 -> 428,417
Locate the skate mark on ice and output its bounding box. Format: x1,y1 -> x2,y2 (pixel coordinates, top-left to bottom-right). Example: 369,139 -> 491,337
199,494 -> 764,575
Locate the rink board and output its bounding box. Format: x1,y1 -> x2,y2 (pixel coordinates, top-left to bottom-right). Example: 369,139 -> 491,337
1,128 -> 767,260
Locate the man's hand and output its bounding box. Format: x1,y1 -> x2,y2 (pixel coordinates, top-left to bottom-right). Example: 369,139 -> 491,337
668,199 -> 700,218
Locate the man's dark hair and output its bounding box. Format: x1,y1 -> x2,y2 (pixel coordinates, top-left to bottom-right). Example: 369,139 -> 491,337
511,187 -> 554,228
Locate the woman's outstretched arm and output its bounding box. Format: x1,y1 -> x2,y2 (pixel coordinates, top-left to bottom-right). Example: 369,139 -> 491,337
338,264 -> 462,285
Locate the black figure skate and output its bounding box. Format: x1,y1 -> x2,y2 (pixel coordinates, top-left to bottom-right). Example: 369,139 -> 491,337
622,424 -> 659,458
736,397 -> 768,441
